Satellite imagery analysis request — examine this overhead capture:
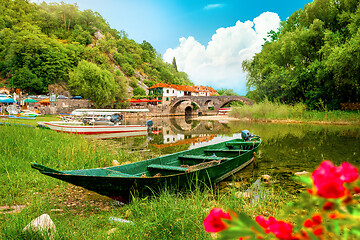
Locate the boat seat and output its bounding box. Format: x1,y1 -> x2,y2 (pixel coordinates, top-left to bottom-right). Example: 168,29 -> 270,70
147,164 -> 188,172
225,141 -> 260,146
107,172 -> 139,177
204,149 -> 250,154
178,155 -> 225,161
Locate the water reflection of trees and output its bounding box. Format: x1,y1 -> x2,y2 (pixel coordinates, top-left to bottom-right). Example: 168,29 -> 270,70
143,117 -> 231,154
104,118 -> 360,194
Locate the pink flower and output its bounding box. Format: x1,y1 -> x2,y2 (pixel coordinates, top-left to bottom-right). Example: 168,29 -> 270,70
203,208 -> 231,233
311,161 -> 359,198
255,215 -> 269,229
268,219 -> 294,240
255,216 -> 294,240
337,162 -> 359,183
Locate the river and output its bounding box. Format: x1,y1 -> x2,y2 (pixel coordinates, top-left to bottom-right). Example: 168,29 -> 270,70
101,117 -> 360,195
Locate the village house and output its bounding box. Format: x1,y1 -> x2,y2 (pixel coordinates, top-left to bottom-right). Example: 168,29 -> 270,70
192,85 -> 219,96
148,83 -> 218,104
148,83 -> 199,104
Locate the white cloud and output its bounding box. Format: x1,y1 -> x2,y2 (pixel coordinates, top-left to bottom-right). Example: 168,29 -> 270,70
164,12 -> 280,95
204,4 -> 224,10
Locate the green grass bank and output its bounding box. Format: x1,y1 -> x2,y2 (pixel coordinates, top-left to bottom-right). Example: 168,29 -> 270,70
0,125 -> 286,239
229,100 -> 360,124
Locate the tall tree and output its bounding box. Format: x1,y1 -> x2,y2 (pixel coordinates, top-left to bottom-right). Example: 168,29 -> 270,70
172,57 -> 178,72
68,60 -> 119,107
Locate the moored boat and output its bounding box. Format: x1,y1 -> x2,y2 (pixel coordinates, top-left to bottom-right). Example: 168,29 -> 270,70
32,131 -> 261,202
39,108 -> 151,135
41,122 -> 148,135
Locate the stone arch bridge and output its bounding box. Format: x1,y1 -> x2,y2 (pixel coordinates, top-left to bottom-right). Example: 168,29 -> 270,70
169,96 -> 253,116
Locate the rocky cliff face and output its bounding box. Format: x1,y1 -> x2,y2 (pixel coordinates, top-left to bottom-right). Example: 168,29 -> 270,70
48,83 -> 71,97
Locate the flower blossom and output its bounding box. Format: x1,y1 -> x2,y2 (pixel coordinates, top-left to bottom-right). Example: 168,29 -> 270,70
311,161 -> 359,198
255,215 -> 295,240
203,208 -> 231,233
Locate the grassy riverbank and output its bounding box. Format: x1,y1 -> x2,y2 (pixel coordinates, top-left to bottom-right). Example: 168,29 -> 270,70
0,115 -> 59,127
0,125 -> 286,239
229,100 -> 360,124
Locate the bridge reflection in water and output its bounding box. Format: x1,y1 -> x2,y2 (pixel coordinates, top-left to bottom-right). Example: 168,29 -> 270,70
103,116 -> 233,155
99,119 -> 360,195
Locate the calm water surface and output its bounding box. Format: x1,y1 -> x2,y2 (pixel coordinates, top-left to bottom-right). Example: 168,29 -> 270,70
103,117 -> 360,194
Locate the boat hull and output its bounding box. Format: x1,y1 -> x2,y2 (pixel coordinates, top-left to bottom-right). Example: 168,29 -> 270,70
32,137 -> 261,202
43,122 -> 148,135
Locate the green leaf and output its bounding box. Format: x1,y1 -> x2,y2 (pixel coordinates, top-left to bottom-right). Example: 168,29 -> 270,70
294,176 -> 313,187
306,230 -> 319,240
237,213 -> 265,233
333,220 -> 340,235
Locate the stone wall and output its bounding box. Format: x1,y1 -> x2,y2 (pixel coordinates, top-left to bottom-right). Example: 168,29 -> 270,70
34,99 -> 92,115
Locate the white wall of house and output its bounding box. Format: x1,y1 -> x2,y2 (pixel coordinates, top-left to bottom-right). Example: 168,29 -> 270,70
151,87 -> 199,97
163,87 -> 177,97
198,91 -> 210,96
176,90 -> 184,97
163,133 -> 185,144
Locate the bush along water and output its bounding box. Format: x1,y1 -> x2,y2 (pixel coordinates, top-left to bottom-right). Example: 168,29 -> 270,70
204,160 -> 360,239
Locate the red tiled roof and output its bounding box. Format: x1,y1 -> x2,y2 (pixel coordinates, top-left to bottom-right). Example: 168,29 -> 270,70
149,83 -> 219,95
149,83 -> 199,92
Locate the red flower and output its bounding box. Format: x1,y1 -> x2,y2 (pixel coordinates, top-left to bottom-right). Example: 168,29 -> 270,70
268,220 -> 294,240
255,216 -> 294,240
323,201 -> 335,210
303,219 -> 313,228
203,208 -> 231,233
311,215 -> 322,225
313,228 -> 323,236
337,162 -> 359,183
255,215 -> 269,229
311,161 -> 357,198
354,187 -> 360,194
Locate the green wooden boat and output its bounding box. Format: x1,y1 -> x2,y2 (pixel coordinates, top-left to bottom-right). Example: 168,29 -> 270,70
32,132 -> 261,202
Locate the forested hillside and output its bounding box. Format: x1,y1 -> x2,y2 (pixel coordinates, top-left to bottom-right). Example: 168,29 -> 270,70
243,0 -> 360,110
0,0 -> 191,107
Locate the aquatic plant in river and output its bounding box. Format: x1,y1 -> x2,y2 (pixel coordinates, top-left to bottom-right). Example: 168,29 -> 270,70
204,160 -> 360,239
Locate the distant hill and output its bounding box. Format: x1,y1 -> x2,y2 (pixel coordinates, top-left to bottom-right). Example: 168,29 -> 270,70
0,0 -> 192,107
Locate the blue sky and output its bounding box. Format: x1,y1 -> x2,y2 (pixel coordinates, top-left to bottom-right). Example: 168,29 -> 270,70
35,0 -> 312,94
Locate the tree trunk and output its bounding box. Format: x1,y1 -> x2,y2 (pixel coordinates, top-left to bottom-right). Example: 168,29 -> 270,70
63,13 -> 66,32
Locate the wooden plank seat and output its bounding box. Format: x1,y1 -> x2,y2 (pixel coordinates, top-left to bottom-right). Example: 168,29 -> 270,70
225,141 -> 260,147
147,164 -> 188,172
107,172 -> 139,177
204,149 -> 250,154
178,155 -> 225,162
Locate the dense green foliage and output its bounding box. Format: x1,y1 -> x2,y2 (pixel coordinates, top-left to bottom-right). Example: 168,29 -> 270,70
68,60 -> 119,107
243,0 -> 360,109
217,88 -> 239,96
0,0 -> 192,106
230,99 -> 360,123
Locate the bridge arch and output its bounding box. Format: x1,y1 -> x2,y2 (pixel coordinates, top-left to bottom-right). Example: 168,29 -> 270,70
218,99 -> 246,109
185,106 -> 192,116
169,96 -> 253,115
204,99 -> 214,110
169,99 -> 201,115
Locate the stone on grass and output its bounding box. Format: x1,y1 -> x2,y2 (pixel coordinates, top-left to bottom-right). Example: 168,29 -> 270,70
112,160 -> 120,166
261,175 -> 271,181
22,214 -> 56,240
294,171 -> 310,176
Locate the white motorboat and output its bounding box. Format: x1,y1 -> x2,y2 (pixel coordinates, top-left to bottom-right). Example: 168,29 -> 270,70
40,109 -> 151,135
